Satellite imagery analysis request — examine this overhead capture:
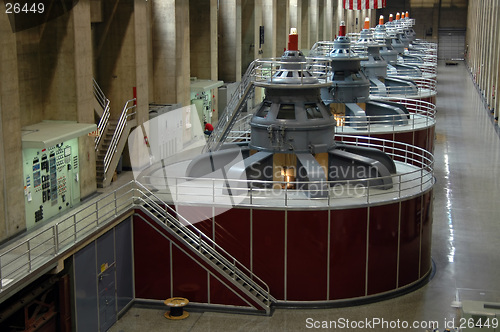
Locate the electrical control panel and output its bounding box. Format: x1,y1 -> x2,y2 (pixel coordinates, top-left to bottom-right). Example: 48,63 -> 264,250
23,138 -> 80,229
190,90 -> 213,124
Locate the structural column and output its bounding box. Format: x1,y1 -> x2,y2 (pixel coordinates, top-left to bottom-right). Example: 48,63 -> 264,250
276,0 -> 289,54
95,0 -> 137,115
218,0 -> 242,82
254,0 -> 264,59
151,0 -> 190,106
301,0 -> 310,49
289,0 -> 301,48
241,0 -> 256,71
261,0 -> 277,58
323,0 -> 334,41
496,1 -> 500,124
0,10 -> 25,240
73,0 -> 97,198
134,0 -> 149,125
308,0 -> 319,49
253,0 -> 264,104
190,0 -> 217,81
334,0 -> 344,37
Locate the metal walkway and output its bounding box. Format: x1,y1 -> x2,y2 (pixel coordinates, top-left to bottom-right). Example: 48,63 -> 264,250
0,181 -> 275,314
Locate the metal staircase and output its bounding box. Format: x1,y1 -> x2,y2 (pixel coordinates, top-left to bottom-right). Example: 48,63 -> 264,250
205,60 -> 257,152
95,99 -> 137,188
93,79 -> 138,188
135,182 -> 276,315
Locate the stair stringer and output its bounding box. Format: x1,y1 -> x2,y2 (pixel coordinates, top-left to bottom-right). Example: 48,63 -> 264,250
99,118 -> 137,188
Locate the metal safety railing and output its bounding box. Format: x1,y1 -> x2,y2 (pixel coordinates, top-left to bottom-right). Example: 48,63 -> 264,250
205,61 -> 257,152
389,64 -> 434,78
336,98 -> 436,132
310,40 -> 337,56
413,77 -> 437,94
0,180 -> 274,312
141,136 -> 434,209
406,53 -> 438,65
398,58 -> 437,71
103,99 -> 136,175
95,103 -> 110,151
226,114 -> 252,142
92,78 -> 108,112
252,58 -> 332,86
0,182 -> 135,295
134,182 -> 273,312
370,77 -> 437,97
411,40 -> 438,54
93,78 -> 111,151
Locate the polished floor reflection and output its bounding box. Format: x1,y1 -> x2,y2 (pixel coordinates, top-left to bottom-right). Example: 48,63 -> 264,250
108,61 -> 500,332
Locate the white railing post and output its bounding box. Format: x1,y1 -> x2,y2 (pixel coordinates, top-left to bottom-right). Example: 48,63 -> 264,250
284,183 -> 288,206
399,174 -> 402,198
95,202 -> 99,227
73,215 -> 77,243
27,240 -> 32,272
366,182 -> 370,205
53,226 -> 58,255
249,185 -> 253,205
114,191 -> 117,215
421,168 -> 424,191
199,233 -> 202,252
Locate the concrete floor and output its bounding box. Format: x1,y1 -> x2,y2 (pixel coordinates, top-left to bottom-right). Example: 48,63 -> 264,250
108,61 -> 500,332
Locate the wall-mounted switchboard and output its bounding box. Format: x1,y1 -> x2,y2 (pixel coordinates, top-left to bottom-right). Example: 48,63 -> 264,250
23,138 -> 80,229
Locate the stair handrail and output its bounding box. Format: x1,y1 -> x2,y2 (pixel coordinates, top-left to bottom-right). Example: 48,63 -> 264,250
103,98 -> 136,175
95,99 -> 110,151
227,113 -> 253,142
134,181 -> 274,307
205,60 -> 257,152
92,78 -> 108,109
92,78 -> 111,150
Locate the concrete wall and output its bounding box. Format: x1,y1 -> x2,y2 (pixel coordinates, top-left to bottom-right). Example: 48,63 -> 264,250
466,0 -> 500,126
0,0 -> 97,241
0,9 -> 24,240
